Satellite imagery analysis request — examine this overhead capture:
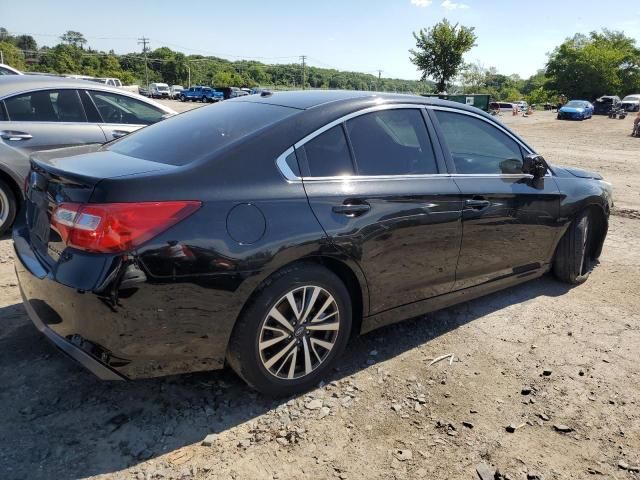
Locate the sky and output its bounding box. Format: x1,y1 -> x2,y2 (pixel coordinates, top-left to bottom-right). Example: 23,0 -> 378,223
2,0 -> 640,81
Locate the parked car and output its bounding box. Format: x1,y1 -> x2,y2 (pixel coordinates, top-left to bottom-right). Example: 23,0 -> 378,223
0,64 -> 23,76
620,94 -> 640,112
13,91 -> 612,396
0,75 -> 176,234
593,95 -> 621,115
557,100 -> 594,120
180,86 -> 223,102
489,101 -> 515,113
149,83 -> 170,99
515,100 -> 529,111
214,86 -> 244,100
170,85 -> 184,99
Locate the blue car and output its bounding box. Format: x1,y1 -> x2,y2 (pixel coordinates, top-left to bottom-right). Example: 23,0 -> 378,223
557,100 -> 594,120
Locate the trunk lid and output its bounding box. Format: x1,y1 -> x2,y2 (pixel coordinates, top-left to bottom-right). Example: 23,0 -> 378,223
25,146 -> 175,266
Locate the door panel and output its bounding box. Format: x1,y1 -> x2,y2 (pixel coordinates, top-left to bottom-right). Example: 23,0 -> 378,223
0,121 -> 107,157
304,177 -> 463,313
452,175 -> 562,289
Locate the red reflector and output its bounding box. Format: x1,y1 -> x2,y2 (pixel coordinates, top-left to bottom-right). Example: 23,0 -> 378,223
51,201 -> 201,253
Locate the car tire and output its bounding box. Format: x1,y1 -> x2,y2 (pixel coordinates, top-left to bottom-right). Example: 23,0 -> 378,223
227,263 -> 352,397
0,178 -> 17,236
553,210 -> 595,285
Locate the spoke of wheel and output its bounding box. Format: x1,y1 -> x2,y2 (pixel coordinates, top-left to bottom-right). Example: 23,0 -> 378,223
306,321 -> 339,331
302,336 -> 313,375
259,332 -> 289,350
310,341 -> 323,364
309,297 -> 335,323
299,286 -> 320,324
268,307 -> 294,332
286,348 -> 298,379
286,292 -> 302,320
274,347 -> 296,377
310,337 -> 334,351
264,339 -> 297,370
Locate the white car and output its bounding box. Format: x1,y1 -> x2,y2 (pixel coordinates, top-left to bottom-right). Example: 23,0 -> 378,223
621,94 -> 640,112
149,82 -> 171,98
170,85 -> 184,99
0,63 -> 23,75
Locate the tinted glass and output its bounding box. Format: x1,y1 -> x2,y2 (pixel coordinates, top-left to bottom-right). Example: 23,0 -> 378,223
434,110 -> 523,174
346,109 -> 437,175
89,91 -> 165,125
4,89 -> 86,122
108,101 -> 296,166
302,125 -> 354,177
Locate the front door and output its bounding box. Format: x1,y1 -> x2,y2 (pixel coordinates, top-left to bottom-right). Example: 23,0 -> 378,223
298,107 -> 463,315
430,108 -> 563,290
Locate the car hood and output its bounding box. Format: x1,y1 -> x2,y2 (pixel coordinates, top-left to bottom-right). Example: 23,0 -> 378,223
560,107 -> 584,112
621,99 -> 640,104
553,165 -> 603,180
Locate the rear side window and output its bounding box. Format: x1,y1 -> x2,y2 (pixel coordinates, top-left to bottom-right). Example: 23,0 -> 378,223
108,101 -> 297,166
301,125 -> 354,177
89,90 -> 165,125
434,110 -> 523,174
4,89 -> 86,122
346,109 -> 437,175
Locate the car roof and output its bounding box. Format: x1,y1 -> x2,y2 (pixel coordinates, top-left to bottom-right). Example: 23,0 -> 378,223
233,89 -> 484,112
0,75 -> 176,113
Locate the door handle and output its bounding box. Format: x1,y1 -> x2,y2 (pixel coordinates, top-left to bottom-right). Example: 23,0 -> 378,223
111,130 -> 129,139
0,130 -> 33,141
464,199 -> 491,210
332,203 -> 371,216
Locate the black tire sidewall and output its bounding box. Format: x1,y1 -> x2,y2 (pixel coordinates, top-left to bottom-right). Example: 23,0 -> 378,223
228,264 -> 352,397
0,179 -> 17,236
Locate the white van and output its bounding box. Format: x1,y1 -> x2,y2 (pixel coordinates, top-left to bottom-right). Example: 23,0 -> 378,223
149,82 -> 170,99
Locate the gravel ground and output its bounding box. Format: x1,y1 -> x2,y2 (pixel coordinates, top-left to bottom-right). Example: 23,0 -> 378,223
0,107 -> 639,480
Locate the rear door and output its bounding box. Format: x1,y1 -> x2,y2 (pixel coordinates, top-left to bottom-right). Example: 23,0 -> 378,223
0,89 -> 107,166
297,106 -> 463,315
82,89 -> 168,141
429,107 -> 563,290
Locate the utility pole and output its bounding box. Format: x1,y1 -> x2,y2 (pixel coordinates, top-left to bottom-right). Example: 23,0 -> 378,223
377,70 -> 383,92
300,55 -> 306,90
0,50 -> 4,64
138,36 -> 150,90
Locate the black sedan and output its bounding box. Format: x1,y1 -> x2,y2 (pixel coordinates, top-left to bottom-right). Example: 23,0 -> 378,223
14,91 -> 613,396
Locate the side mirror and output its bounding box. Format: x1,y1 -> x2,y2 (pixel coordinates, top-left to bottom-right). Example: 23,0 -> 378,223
522,154 -> 548,178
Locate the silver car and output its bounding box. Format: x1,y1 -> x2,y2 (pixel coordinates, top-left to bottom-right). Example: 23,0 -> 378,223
0,75 -> 176,234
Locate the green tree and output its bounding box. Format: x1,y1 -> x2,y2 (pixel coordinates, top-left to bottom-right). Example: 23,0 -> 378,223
60,30 -> 87,48
546,30 -> 640,99
14,35 -> 37,51
0,41 -> 25,69
410,18 -> 477,93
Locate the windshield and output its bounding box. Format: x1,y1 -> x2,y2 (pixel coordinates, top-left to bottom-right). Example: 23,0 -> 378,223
565,101 -> 585,108
107,101 -> 297,166
596,97 -> 613,103
623,95 -> 639,102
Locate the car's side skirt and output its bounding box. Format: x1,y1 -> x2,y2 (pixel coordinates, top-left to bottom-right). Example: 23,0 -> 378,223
360,265 -> 549,334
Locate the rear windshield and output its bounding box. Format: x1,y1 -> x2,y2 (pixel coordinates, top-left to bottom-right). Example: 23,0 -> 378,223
107,101 -> 297,165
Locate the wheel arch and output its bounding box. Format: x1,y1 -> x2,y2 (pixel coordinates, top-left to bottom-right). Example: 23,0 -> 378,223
582,202 -> 608,259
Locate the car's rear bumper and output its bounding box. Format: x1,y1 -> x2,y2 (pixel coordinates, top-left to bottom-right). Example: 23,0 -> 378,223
13,224 -> 233,380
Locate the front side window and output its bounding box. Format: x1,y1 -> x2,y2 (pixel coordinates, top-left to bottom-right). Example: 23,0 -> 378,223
4,89 -> 86,122
89,90 -> 165,125
346,109 -> 437,175
434,110 -> 524,174
301,125 -> 354,177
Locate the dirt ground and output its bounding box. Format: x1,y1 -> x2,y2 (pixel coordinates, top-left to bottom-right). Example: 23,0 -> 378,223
0,108 -> 639,480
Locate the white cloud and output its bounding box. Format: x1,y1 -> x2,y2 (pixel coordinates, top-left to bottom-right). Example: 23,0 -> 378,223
411,0 -> 433,7
442,0 -> 469,9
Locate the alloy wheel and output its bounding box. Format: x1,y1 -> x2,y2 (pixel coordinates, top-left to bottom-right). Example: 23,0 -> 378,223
258,285 -> 340,380
0,187 -> 9,226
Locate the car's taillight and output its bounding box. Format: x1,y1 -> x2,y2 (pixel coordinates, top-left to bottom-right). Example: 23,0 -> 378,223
51,201 -> 201,253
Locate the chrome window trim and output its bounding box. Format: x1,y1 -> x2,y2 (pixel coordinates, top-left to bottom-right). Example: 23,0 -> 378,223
274,102 -> 547,183
293,103 -> 426,150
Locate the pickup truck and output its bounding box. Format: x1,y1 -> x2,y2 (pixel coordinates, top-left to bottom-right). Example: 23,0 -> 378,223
180,86 -> 224,103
